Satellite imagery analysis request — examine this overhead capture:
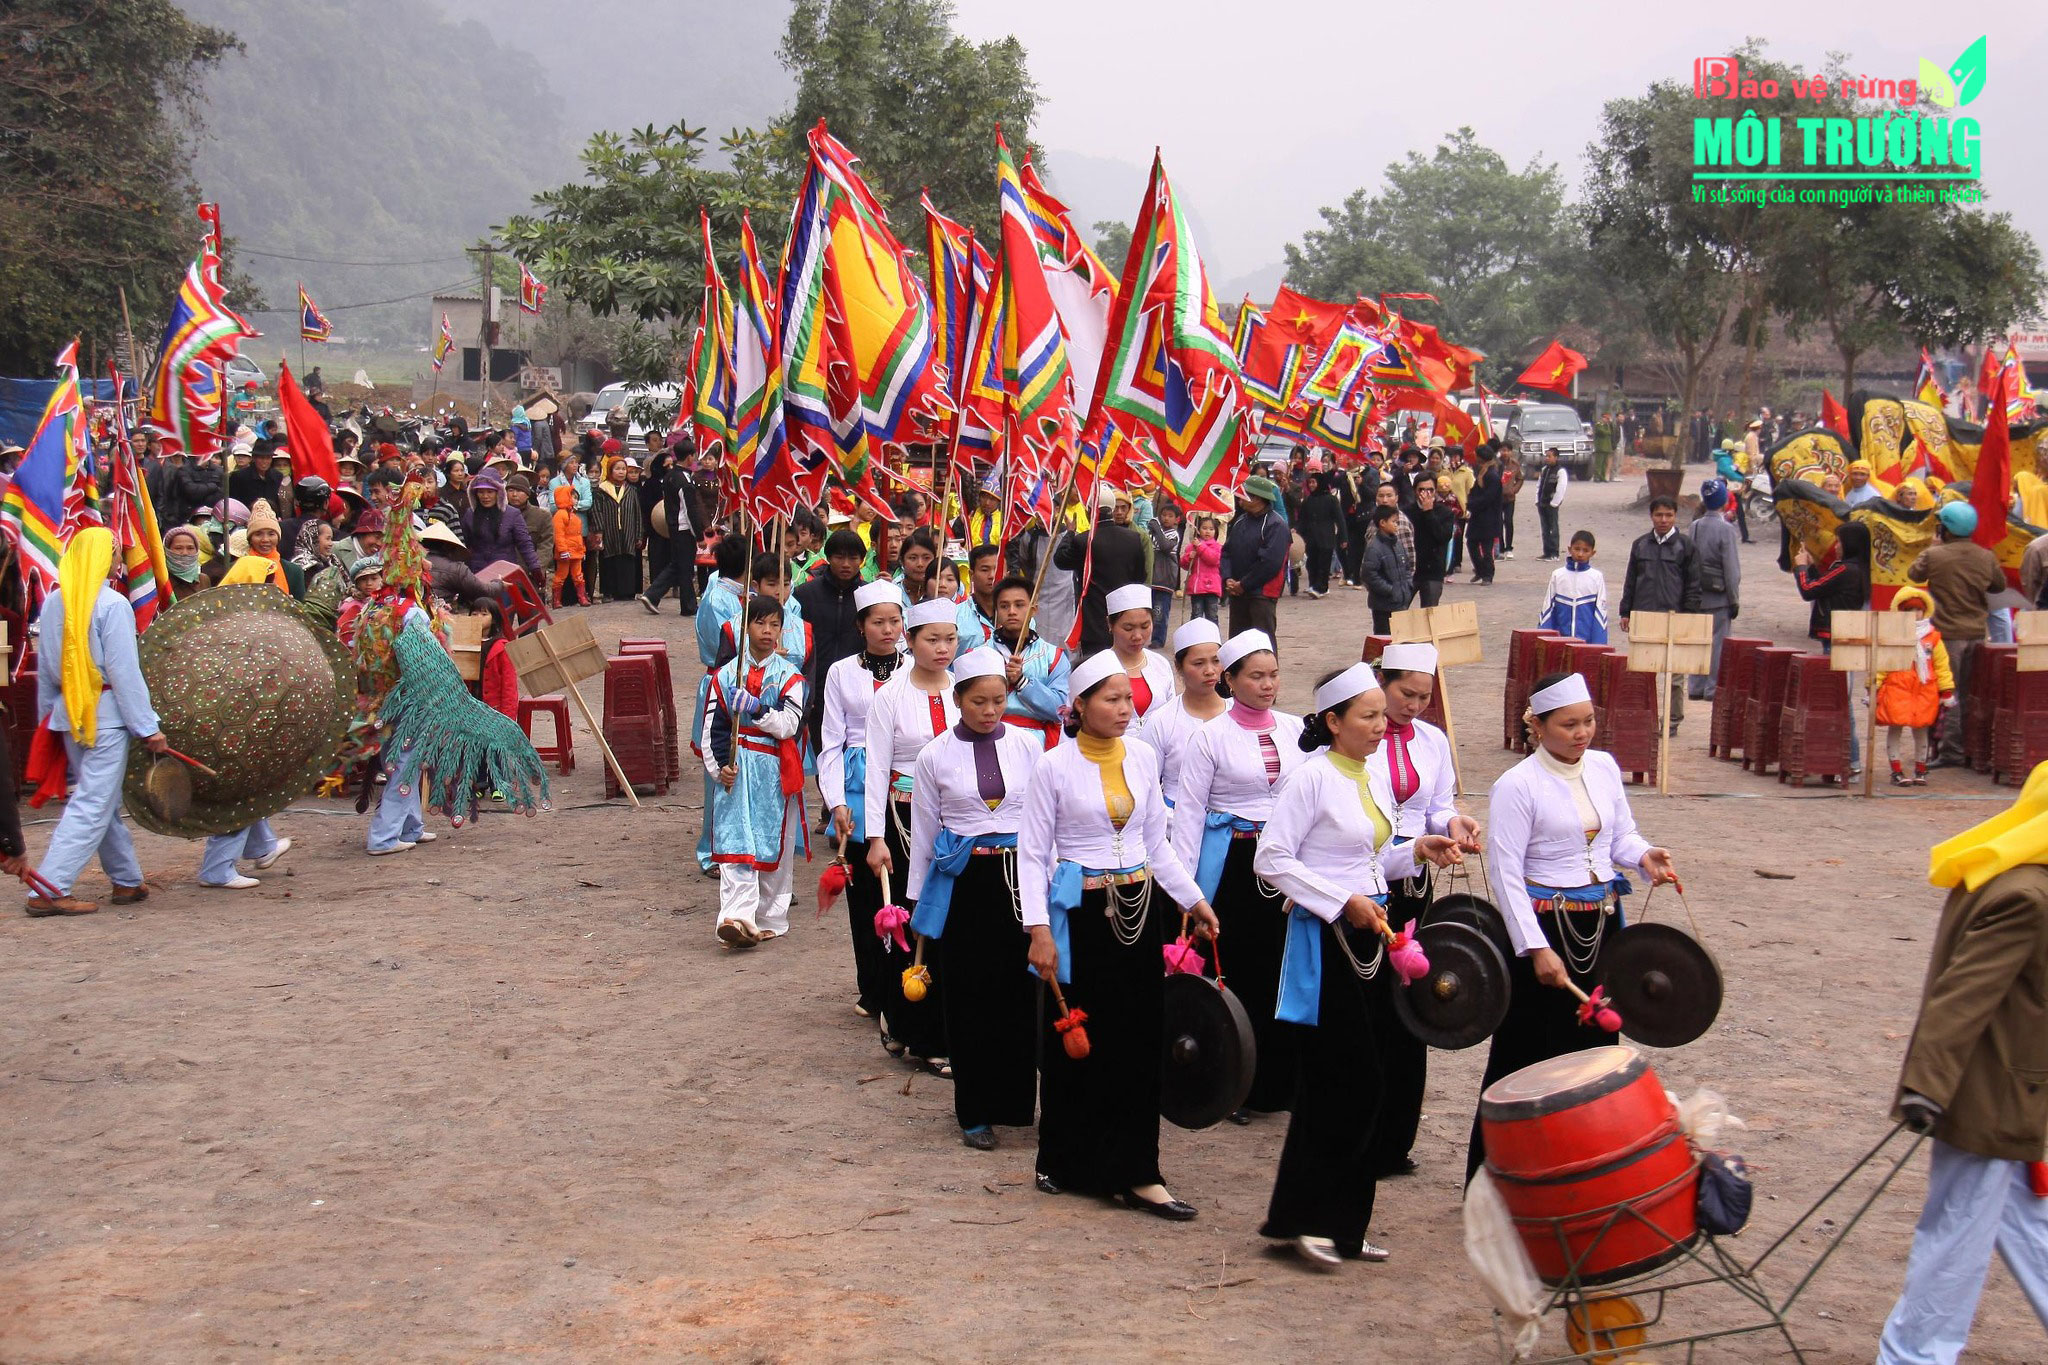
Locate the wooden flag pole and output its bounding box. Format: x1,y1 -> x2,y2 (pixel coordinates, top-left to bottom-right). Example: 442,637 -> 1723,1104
534,631 -> 641,809
1657,631 -> 1673,797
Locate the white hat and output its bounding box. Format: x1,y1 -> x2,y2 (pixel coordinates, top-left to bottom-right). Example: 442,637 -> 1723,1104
419,521 -> 466,549
1218,629 -> 1275,671
1105,583 -> 1152,618
1380,642 -> 1439,675
854,581 -> 902,613
1529,673 -> 1593,713
1069,650 -> 1125,697
1312,662 -> 1383,716
952,647 -> 1006,686
906,599 -> 956,630
1095,483 -> 1121,509
1170,618 -> 1221,654
826,508 -> 853,527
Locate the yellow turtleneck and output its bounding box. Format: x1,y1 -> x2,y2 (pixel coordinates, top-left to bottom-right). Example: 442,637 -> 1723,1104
1328,750 -> 1392,847
1077,731 -> 1134,829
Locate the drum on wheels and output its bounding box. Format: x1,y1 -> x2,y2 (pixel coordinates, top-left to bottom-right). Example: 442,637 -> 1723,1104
1480,1046 -> 1700,1285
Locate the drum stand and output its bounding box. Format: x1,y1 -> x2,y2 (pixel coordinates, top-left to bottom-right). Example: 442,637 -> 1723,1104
1495,1124 -> 1925,1363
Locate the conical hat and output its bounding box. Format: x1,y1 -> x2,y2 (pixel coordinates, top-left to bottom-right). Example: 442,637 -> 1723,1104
123,584 -> 355,838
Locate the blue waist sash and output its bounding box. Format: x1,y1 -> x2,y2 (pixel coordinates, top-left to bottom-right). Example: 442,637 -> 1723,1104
1528,873 -> 1635,926
841,748 -> 868,843
1195,812 -> 1262,902
910,830 -> 1017,939
1277,895 -> 1388,1026
1038,859 -> 1145,986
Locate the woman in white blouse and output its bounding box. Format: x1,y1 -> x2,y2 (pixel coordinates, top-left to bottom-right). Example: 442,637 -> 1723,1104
1105,582 -> 1174,735
863,598 -> 961,1073
907,649 -> 1043,1150
1019,651 -> 1218,1219
1254,663 -> 1461,1269
1173,628 -> 1305,1117
1365,641 -> 1485,1178
818,581 -> 905,1035
1141,618 -> 1226,808
1470,671 -> 1678,1180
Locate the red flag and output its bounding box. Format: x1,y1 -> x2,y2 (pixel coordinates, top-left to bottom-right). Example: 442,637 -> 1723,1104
1267,285 -> 1350,349
1820,390 -> 1852,442
277,359 -> 342,490
1516,339 -> 1587,397
1970,373 -> 2011,551
1977,346 -> 2003,403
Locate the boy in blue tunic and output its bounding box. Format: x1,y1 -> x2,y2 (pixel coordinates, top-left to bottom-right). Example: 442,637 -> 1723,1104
705,595 -> 808,946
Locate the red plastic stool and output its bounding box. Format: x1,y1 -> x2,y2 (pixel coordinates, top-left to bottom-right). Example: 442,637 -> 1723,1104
602,654 -> 669,797
1710,638 -> 1771,761
519,695 -> 575,774
1743,648 -> 1802,774
1596,652 -> 1659,784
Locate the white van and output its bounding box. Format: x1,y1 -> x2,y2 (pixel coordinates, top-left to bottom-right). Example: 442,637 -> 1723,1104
579,381 -> 683,440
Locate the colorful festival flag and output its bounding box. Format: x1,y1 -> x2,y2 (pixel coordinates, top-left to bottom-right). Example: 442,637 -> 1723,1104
921,194 -> 992,408
1085,153 -> 1248,515
432,312 -> 455,372
731,213 -> 795,522
1915,349 -> 1945,409
689,210 -> 737,462
1,342 -> 90,599
298,284 -> 332,342
1018,156 -> 1118,421
1515,339 -> 1588,397
985,128 -> 1080,525
518,261 -> 548,314
104,367 -> 170,630
145,235 -> 257,458
1292,322 -> 1383,412
1231,300 -> 1304,413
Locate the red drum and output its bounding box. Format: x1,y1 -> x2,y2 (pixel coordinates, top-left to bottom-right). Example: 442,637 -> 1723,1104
1480,1047 -> 1700,1285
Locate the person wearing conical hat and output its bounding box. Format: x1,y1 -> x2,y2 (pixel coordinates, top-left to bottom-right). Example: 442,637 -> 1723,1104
26,529 -> 169,916
1878,771 -> 2048,1360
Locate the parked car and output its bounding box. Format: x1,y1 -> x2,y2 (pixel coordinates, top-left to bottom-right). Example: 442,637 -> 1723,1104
1505,401 -> 1593,471
223,354 -> 266,388
578,382 -> 682,441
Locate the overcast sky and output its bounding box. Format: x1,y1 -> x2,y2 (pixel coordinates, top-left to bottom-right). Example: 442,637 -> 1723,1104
949,0 -> 2047,289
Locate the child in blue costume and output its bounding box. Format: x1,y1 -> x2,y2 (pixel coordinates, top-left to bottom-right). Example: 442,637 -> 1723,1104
706,594 -> 808,946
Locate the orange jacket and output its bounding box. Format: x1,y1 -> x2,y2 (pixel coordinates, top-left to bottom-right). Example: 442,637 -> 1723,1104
551,486 -> 586,558
1875,624 -> 1954,729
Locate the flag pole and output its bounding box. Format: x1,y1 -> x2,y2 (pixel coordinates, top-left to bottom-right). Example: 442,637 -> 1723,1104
297,282 -> 306,377
1017,464 -> 1080,646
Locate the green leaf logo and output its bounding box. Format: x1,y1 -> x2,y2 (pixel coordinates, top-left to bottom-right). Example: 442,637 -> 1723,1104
1950,35 -> 1987,106
1920,58 -> 1959,108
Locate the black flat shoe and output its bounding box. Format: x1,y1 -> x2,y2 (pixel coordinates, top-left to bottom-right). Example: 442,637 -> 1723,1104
1114,1190 -> 1198,1221
1227,1108 -> 1253,1126
1035,1172 -> 1063,1195
962,1126 -> 997,1150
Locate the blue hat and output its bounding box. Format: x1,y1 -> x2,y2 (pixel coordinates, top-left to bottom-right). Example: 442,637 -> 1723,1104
1938,502 -> 1978,536
1699,478 -> 1728,511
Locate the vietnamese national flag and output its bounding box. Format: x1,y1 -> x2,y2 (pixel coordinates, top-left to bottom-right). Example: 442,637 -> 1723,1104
277,359 -> 342,490
1516,339 -> 1587,397
1267,285 -> 1350,350
1969,374 -> 2011,551
1978,345 -> 2004,403
1821,390 -> 1852,442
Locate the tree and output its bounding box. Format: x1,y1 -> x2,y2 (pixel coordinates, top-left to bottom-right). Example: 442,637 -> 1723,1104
1281,128 -> 1590,387
778,0 -> 1039,237
0,0 -> 238,372
1092,221 -> 1132,275
499,123 -> 795,382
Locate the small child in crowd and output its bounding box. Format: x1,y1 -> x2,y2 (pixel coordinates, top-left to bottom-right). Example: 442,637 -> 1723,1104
1875,587 -> 1952,786
1181,514 -> 1222,623
1538,530 -> 1609,643
551,485 -> 588,607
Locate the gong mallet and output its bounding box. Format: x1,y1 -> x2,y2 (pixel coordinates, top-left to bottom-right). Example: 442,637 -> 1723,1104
1047,979 -> 1091,1059
1560,979 -> 1623,1032
161,747 -> 219,778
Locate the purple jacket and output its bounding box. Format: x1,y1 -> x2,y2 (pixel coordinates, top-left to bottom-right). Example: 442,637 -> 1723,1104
462,502 -> 538,575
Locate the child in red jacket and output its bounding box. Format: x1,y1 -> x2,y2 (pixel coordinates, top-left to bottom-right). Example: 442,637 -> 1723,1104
477,600 -> 520,720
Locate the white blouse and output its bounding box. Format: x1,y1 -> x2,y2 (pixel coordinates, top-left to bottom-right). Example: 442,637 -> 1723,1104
1485,749 -> 1654,957
1018,737 -> 1204,927
863,671 -> 961,838
905,725 -> 1042,900
1141,692 -> 1224,805
818,654 -> 894,813
1254,755 -> 1423,922
1367,718 -> 1460,838
1123,649 -> 1176,732
1171,710 -> 1307,855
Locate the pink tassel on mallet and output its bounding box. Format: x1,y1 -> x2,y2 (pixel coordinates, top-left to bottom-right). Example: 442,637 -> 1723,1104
1387,920 -> 1431,984
1161,936 -> 1205,975
873,903 -> 910,953
1575,984 -> 1623,1033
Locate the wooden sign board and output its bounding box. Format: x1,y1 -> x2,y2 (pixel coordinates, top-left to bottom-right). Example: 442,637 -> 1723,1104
1389,599 -> 1483,667
2017,611 -> 2048,673
1829,610 -> 1919,674
506,614 -> 606,694
1625,611 -> 1715,675
446,614 -> 487,682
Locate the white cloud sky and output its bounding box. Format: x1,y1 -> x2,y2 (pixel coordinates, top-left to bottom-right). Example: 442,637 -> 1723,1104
949,0 -> 2047,286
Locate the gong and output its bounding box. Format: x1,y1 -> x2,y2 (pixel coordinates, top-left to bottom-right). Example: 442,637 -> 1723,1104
1424,889 -> 1514,966
1596,922 -> 1723,1049
1160,973 -> 1256,1130
1394,920 -> 1510,1050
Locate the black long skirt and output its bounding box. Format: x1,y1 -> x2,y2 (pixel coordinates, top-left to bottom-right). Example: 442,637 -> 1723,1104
1261,917 -> 1386,1257
843,850 -> 892,1020
1369,863 -> 1433,1172
599,552 -> 643,602
1464,902 -> 1619,1180
939,851 -> 1036,1130
876,794 -> 947,1061
1209,837 -> 1296,1113
1036,881 -> 1168,1196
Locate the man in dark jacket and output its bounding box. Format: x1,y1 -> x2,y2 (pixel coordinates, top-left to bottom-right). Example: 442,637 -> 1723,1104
1464,445 -> 1503,585
1221,474 -> 1289,645
1054,483 -> 1150,654
460,471 -> 538,576
636,438 -> 702,616
155,451 -> 223,529
1619,495 -> 1704,733
1363,504 -> 1413,634
228,444 -> 286,512
791,530 -> 868,751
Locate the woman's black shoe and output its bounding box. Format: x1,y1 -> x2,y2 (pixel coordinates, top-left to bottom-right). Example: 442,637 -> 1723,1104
962,1126 -> 997,1150
1227,1108 -> 1254,1126
1114,1190 -> 1198,1221
1035,1172 -> 1063,1195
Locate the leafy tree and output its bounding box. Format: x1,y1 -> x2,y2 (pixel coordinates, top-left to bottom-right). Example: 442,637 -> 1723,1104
1281,128 -> 1589,387
500,124 -> 796,384
1092,220 -> 1132,275
779,0 -> 1039,237
0,0 -> 237,371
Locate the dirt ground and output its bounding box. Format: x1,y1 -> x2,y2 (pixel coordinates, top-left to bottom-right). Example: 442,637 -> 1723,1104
3,474 -> 2044,1362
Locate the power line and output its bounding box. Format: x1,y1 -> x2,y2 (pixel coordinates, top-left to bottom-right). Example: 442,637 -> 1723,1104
243,277 -> 478,315
239,248 -> 470,268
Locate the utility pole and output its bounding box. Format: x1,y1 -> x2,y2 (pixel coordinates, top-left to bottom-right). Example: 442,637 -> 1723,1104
468,241 -> 497,422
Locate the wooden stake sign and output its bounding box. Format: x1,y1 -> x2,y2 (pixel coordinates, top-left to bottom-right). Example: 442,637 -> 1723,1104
506,615 -> 641,808
1830,610 -> 1918,797
1625,611 -> 1714,796
1388,600 -> 1482,793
